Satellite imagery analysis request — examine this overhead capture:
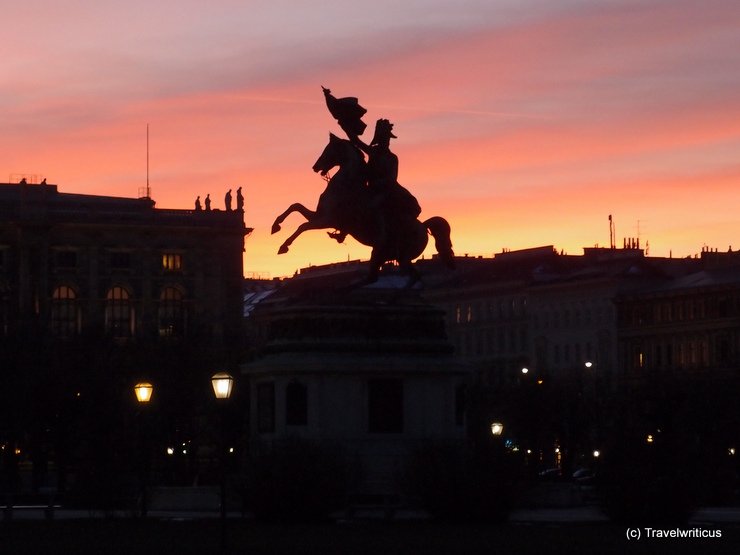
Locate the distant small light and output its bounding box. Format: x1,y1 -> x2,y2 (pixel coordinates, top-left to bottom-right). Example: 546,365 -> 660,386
490,422 -> 504,436
526,449 -> 532,455
584,361 -> 593,369
593,450 -> 601,458
521,367 -> 529,375
512,447 -> 520,452
537,379 -> 544,385
182,449 -> 187,455
15,448 -> 21,456
729,448 -> 736,456
166,447 -> 174,456
555,447 -> 560,454
646,434 -> 654,444
228,447 -> 235,454
76,392 -> 81,397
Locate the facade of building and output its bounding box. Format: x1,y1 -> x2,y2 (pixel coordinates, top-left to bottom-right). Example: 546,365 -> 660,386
0,181 -> 250,496
0,181 -> 248,344
420,244 -> 709,470
617,250 -> 740,384
423,245 -> 699,386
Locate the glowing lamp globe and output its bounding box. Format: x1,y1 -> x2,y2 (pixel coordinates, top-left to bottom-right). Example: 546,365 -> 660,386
211,372 -> 234,400
490,422 -> 504,436
134,382 -> 154,404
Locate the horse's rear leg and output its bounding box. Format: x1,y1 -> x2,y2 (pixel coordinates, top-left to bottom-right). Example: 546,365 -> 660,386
272,203 -> 316,234
278,219 -> 328,254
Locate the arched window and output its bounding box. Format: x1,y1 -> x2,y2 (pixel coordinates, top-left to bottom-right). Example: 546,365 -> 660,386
158,286 -> 185,337
51,285 -> 80,337
105,286 -> 133,337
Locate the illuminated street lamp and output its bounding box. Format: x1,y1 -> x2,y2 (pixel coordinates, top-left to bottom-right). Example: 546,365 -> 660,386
521,367 -> 529,375
211,372 -> 234,554
490,422 -> 504,436
584,361 -> 593,369
211,372 -> 234,400
134,382 -> 154,404
133,381 -> 154,518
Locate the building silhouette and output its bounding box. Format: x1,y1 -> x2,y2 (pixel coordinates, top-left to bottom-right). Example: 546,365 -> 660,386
0,181 -> 250,498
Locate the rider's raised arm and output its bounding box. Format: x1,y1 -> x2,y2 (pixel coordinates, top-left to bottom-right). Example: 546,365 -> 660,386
347,133 -> 371,155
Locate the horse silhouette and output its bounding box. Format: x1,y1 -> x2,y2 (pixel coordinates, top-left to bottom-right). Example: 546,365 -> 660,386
271,133 -> 454,285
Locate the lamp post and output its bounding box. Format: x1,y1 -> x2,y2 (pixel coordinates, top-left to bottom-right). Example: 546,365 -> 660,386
211,372 -> 233,554
134,382 -> 154,517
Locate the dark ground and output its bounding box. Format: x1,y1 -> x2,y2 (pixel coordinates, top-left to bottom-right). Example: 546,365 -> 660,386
1,519 -> 738,555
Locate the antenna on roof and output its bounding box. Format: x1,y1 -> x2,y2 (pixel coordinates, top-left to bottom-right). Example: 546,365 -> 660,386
608,214 -> 615,249
138,124 -> 152,199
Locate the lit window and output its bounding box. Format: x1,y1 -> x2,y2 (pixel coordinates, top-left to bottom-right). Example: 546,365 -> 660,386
158,286 -> 184,337
51,285 -> 80,337
162,253 -> 182,271
105,286 -> 133,337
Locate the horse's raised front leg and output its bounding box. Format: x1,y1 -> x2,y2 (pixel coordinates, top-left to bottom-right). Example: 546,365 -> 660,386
271,203 -> 316,234
278,218 -> 331,254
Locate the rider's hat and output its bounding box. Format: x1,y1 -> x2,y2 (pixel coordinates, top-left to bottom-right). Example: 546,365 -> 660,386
322,86 -> 367,136
371,118 -> 397,145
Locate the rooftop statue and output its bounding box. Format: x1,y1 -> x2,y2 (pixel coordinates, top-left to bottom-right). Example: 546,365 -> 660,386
272,87 -> 454,285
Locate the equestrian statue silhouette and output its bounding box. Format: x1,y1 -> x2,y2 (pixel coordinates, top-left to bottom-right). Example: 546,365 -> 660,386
271,87 -> 454,286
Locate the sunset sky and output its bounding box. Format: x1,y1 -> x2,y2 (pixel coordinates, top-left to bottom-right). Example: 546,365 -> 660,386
2,0 -> 739,277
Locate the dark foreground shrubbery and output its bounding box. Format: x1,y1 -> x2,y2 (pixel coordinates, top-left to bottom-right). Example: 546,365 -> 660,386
244,438 -> 348,523
599,436 -> 700,526
405,441 -> 513,522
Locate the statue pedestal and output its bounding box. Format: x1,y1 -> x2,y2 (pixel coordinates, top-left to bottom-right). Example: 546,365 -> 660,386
242,274 -> 469,498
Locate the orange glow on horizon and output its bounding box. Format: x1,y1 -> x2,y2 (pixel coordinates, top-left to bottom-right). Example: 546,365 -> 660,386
2,1 -> 739,278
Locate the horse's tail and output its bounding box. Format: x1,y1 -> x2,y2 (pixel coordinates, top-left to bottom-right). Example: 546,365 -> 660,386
424,216 -> 455,269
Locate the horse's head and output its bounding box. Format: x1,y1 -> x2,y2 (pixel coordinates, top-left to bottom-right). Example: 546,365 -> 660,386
312,133 -> 363,176
312,133 -> 343,176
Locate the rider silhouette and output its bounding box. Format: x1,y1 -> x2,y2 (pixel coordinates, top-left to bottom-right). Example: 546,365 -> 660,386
330,118 -> 421,247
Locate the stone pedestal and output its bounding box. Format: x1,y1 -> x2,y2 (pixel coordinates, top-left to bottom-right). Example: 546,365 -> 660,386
242,274 -> 469,497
